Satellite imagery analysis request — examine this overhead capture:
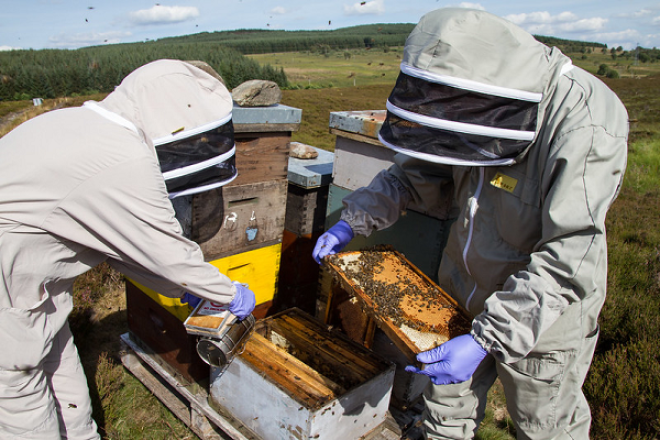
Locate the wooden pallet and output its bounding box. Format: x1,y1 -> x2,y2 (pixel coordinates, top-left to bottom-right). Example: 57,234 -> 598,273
120,332 -> 423,440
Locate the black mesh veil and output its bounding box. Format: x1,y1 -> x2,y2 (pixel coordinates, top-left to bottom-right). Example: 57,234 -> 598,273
379,64 -> 541,166
155,117 -> 237,198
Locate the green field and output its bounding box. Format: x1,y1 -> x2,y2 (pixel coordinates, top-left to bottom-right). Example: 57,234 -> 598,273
249,47 -> 404,89
249,44 -> 660,89
1,44 -> 659,439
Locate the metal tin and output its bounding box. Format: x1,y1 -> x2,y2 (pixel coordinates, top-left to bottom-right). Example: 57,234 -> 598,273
184,300 -> 257,371
196,314 -> 256,368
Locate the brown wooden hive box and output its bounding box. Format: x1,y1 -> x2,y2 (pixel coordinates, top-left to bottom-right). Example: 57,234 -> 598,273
324,247 -> 472,364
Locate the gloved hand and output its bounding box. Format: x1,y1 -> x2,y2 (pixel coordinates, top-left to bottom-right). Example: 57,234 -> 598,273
228,281 -> 256,320
312,220 -> 355,264
180,292 -> 202,308
405,334 -> 488,385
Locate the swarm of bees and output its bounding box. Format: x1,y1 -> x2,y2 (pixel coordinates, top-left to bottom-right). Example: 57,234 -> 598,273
327,246 -> 467,334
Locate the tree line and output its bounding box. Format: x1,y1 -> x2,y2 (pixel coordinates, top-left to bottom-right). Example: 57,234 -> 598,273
159,24 -> 416,54
0,43 -> 288,101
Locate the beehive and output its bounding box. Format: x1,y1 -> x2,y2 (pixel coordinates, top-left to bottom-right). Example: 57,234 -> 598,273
325,247 -> 472,364
209,308 -> 395,440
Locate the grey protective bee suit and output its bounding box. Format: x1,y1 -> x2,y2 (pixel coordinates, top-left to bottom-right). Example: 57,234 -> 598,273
0,60 -> 241,439
339,9 -> 628,439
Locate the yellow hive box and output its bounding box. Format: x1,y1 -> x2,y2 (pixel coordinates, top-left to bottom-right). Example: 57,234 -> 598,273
129,242 -> 282,322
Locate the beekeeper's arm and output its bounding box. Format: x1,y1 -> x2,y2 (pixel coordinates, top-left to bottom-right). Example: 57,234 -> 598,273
471,118 -> 628,364
44,148 -> 237,305
313,155 -> 454,263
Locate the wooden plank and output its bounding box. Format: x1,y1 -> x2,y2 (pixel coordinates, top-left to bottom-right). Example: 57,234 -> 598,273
267,319 -> 373,386
120,332 -> 250,440
239,332 -> 344,408
329,127 -> 385,147
234,123 -> 298,133
324,275 -> 377,348
121,349 -> 194,427
270,313 -> 386,376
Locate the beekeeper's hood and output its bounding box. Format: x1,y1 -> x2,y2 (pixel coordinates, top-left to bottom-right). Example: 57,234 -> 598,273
91,59 -> 236,198
379,8 -> 574,166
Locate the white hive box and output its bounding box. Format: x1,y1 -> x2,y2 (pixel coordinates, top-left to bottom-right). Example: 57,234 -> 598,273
328,110 -> 394,191
209,308 -> 395,440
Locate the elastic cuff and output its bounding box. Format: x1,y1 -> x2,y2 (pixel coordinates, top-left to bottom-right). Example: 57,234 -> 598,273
339,212 -> 372,237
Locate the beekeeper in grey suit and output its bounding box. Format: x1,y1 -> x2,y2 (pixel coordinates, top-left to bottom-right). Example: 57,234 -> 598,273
314,8 -> 628,440
0,59 -> 255,439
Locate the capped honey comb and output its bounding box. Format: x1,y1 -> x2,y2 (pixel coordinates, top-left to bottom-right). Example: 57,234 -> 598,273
325,247 -> 471,362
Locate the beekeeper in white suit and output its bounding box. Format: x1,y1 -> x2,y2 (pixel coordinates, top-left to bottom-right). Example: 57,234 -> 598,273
314,9 -> 629,440
0,59 -> 255,439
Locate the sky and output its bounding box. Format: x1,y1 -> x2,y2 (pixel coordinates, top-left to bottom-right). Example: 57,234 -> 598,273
0,1 -> 657,52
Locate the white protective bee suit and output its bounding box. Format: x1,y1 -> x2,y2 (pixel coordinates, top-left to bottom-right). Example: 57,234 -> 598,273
0,60 -> 243,439
338,9 -> 629,439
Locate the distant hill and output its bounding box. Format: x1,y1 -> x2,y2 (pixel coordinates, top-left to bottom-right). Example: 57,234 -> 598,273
153,24 -> 417,54
535,35 -> 606,49
153,23 -> 608,55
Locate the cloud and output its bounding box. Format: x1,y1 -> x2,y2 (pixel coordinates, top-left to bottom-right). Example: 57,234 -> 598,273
344,0 -> 385,16
591,29 -> 644,50
506,11 -> 577,25
456,3 -> 485,11
49,31 -> 132,49
506,11 -> 607,36
128,5 -> 199,26
0,45 -> 21,51
617,9 -> 657,19
271,6 -> 286,15
594,29 -> 642,42
558,17 -> 608,32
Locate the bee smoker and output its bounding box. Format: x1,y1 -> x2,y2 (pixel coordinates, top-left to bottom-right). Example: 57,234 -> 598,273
184,300 -> 256,373
196,313 -> 255,368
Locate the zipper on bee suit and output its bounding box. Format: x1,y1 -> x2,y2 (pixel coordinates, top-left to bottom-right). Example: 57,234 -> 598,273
464,167 -> 485,311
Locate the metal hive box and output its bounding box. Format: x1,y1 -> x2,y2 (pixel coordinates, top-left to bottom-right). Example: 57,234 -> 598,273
209,308 -> 395,440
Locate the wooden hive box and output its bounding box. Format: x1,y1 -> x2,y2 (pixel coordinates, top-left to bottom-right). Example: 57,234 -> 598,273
209,308 -> 395,440
276,145 -> 334,316
231,104 -> 301,187
284,145 -> 333,236
125,281 -> 209,384
171,104 -> 301,259
187,179 -> 288,260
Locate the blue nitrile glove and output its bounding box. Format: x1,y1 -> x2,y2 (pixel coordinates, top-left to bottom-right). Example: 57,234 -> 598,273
405,334 -> 488,385
181,292 -> 202,308
228,281 -> 256,320
312,220 -> 355,264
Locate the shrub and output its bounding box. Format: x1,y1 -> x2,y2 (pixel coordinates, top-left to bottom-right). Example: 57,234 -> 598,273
606,69 -> 620,79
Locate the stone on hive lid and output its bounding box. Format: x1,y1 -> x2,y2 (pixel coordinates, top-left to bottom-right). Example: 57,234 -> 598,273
289,142 -> 319,159
232,80 -> 282,107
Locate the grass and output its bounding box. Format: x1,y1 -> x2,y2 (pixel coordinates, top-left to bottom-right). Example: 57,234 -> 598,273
1,45 -> 659,439
248,47 -> 404,89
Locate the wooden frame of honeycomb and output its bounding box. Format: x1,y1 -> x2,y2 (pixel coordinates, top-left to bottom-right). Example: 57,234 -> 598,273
325,247 -> 472,363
